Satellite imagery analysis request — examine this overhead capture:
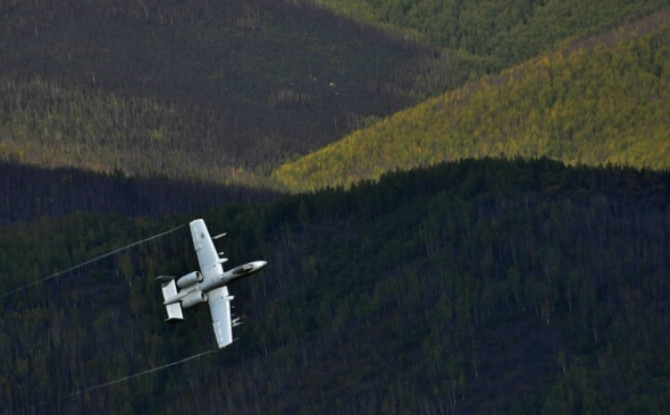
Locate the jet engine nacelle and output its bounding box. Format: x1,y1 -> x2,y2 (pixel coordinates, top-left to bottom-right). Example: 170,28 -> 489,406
177,271 -> 203,289
182,291 -> 207,308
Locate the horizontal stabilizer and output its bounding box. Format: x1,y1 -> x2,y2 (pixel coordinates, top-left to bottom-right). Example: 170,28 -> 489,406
165,304 -> 184,322
160,279 -> 184,321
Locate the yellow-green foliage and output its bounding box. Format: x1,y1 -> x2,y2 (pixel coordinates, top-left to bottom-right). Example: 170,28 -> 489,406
0,77 -> 272,186
309,0 -> 669,61
273,24 -> 670,191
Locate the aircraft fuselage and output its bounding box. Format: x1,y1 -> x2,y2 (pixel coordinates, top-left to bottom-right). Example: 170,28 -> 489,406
164,260 -> 266,305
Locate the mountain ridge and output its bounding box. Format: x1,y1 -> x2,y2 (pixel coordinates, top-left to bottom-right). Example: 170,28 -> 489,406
1,2 -> 669,413
1,158 -> 668,413
273,12 -> 670,191
0,0 -> 434,184
3,1 -> 669,187
0,161 -> 277,225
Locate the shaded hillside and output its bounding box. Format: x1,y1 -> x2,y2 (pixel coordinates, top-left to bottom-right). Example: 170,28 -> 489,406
0,77 -> 280,186
274,18 -> 670,191
1,159 -> 669,414
4,1 -> 669,186
310,0 -> 669,64
0,162 -> 277,225
0,0 -> 435,183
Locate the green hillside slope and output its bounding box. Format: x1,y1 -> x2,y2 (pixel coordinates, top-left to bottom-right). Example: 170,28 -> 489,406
310,0 -> 669,63
274,20 -> 670,191
0,0 -> 434,184
3,1 -> 669,187
1,159 -> 669,413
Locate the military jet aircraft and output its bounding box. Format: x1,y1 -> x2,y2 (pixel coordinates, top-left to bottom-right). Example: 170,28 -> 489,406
156,219 -> 267,348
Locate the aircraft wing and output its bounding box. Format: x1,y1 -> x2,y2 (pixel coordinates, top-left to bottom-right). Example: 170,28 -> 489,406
190,219 -> 222,276
207,286 -> 234,348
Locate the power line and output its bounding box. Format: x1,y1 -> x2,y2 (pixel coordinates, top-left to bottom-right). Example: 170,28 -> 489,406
75,349 -> 218,395
28,349 -> 218,411
0,223 -> 185,298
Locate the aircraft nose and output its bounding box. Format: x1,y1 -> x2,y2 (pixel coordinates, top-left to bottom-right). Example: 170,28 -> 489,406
256,260 -> 268,269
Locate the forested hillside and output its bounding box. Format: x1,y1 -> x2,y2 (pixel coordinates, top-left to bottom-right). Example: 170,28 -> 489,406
310,0 -> 668,63
0,162 -> 276,225
0,0 -> 435,184
274,16 -> 670,191
2,3 -> 669,412
3,1 -> 669,186
1,159 -> 668,414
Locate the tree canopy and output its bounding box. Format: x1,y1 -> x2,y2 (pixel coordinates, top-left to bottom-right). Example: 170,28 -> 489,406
273,20 -> 670,191
1,158 -> 669,413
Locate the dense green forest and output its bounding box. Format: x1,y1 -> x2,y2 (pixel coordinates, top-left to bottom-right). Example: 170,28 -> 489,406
0,0 -> 435,183
0,161 -> 276,225
1,159 -> 668,414
3,1 -> 668,185
274,18 -> 670,191
1,1 -> 669,413
311,0 -> 669,63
